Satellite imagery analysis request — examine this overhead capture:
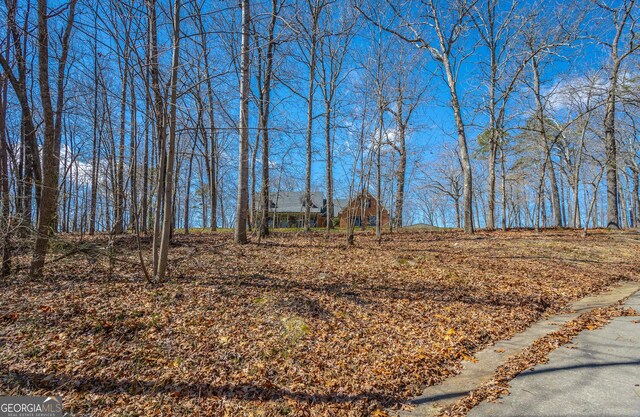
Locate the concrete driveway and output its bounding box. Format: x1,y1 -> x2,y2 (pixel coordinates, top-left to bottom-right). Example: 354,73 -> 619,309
468,292 -> 640,417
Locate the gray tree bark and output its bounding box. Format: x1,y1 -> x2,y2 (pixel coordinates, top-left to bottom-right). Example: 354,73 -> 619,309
155,0 -> 181,281
235,0 -> 251,244
30,0 -> 77,278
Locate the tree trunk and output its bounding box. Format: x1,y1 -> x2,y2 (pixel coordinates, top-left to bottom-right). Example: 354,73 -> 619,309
394,101 -> 407,230
234,0 -> 251,244
30,0 -> 76,278
115,53 -> 128,235
0,1 -> 42,233
149,0 -> 167,274
443,54 -> 474,234
304,5 -> 321,232
619,173 -> 629,229
195,7 -> 218,232
141,61 -> 150,234
129,70 -> 138,234
604,61 -> 620,229
546,155 -> 562,227
250,129 -> 259,232
89,17 -> 100,235
155,0 -> 181,281
572,120 -> 588,229
500,145 -> 507,231
184,142 -> 195,235
259,0 -> 278,238
376,106 -> 382,241
0,68 -> 11,276
487,138 -> 497,230
325,100 -> 333,231
532,57 -> 562,228
535,148 -> 548,232
487,37 -> 497,231
633,167 -> 640,228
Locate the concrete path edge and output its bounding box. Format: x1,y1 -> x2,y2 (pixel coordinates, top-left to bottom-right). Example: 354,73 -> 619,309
393,281 -> 640,417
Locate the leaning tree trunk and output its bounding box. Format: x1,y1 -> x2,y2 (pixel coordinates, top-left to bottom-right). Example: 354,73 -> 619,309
442,54 -> 474,234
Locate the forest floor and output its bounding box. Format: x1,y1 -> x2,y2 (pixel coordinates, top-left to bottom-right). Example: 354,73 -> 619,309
1,229 -> 639,416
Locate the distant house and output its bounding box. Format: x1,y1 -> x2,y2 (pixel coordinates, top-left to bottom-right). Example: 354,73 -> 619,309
253,191 -> 389,229
255,191 -> 326,228
337,191 -> 390,228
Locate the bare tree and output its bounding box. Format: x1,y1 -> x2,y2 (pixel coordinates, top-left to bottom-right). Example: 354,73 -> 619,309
317,2 -> 356,232
358,0 -> 478,234
151,0 -> 181,281
235,0 -> 251,243
385,44 -> 427,230
530,57 -> 563,228
0,0 -> 43,233
192,1 -> 219,232
149,0 -> 166,273
30,0 -> 77,278
598,0 -> 640,228
472,0 -> 522,230
421,148 -> 464,228
297,0 -> 330,231
255,0 -> 283,238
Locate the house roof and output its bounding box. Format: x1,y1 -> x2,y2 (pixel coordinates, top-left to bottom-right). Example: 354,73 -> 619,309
336,192 -> 389,217
256,191 -> 324,213
333,198 -> 349,213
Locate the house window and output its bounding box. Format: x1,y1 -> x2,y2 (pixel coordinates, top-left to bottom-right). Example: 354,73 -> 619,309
368,216 -> 376,226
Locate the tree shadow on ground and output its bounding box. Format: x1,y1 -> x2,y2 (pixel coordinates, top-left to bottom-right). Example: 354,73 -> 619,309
1,370 -> 401,406
197,273 -> 555,313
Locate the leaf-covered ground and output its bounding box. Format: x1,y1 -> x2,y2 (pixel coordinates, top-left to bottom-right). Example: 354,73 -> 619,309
1,229 -> 639,416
